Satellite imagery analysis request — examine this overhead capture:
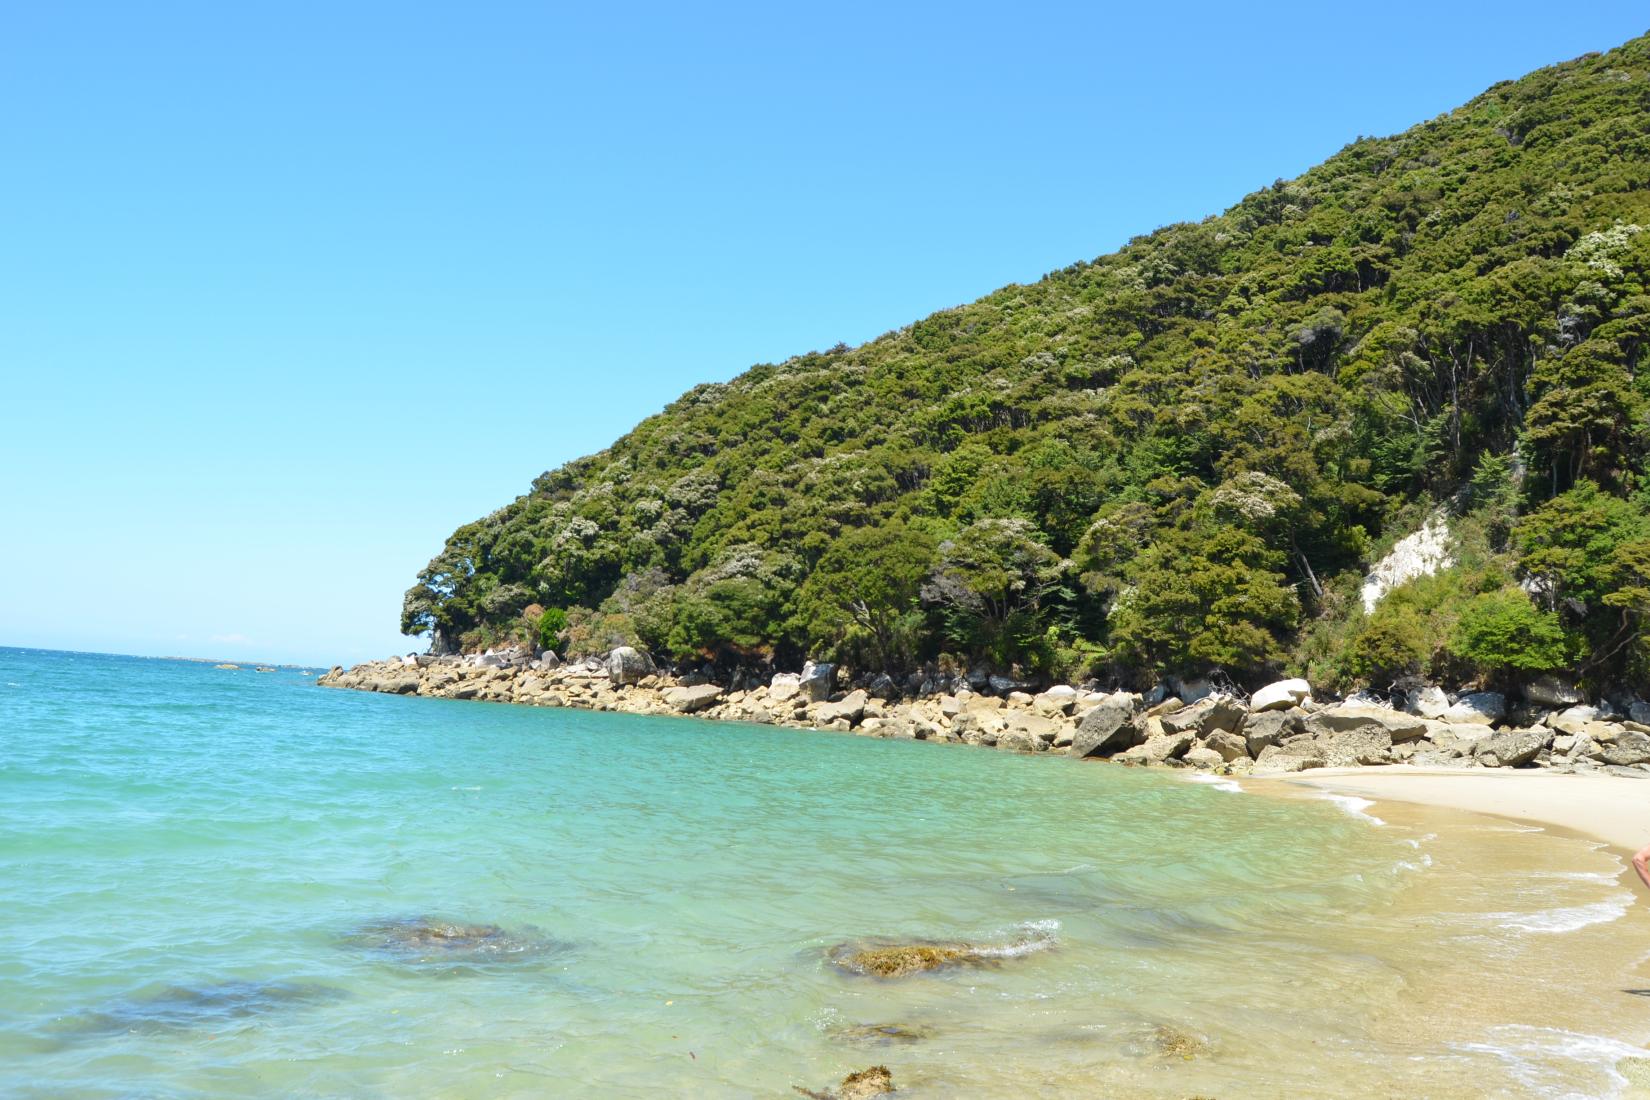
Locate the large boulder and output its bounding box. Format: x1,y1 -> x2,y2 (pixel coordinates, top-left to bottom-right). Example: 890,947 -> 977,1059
1160,694 -> 1246,737
606,646 -> 655,686
769,672 -> 802,703
1241,708 -> 1305,757
664,684 -> 725,714
1474,728 -> 1549,768
1316,726 -> 1394,767
816,689 -> 868,726
1205,729 -> 1250,762
1443,692 -> 1504,725
1251,678 -> 1313,713
800,661 -> 836,703
1070,693 -> 1139,758
1308,705 -> 1429,743
1601,731 -> 1650,767
1253,741 -> 1328,773
1116,730 -> 1194,765
1524,675 -> 1584,707
1404,685 -> 1450,719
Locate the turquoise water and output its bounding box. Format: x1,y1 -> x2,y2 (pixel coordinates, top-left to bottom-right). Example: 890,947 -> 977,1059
3,647 -> 1648,1098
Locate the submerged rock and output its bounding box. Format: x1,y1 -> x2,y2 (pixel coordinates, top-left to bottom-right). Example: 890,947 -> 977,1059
1147,1024 -> 1209,1061
59,979 -> 345,1036
345,916 -> 560,961
830,943 -> 975,977
795,1065 -> 896,1099
829,926 -> 1053,978
830,1022 -> 936,1046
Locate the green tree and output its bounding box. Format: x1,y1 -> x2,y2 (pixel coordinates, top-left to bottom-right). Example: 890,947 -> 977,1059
1108,524 -> 1298,676
798,520 -> 938,672
1447,588 -> 1571,675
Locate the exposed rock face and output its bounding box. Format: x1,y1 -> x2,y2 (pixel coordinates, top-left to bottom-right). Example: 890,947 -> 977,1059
1069,693 -> 1138,758
1251,678 -> 1312,713
1361,511 -> 1453,613
606,646 -> 654,686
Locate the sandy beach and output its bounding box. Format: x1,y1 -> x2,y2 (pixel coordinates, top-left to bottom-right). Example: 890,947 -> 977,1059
1262,765 -> 1650,858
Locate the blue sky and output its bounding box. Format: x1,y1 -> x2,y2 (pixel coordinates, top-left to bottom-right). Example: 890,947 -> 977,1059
3,2 -> 1646,666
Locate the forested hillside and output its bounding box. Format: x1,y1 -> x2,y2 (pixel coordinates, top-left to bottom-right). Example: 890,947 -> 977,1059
402,33 -> 1650,696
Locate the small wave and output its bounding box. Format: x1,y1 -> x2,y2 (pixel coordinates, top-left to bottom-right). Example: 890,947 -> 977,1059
1185,774 -> 1243,793
1320,793 -> 1384,825
972,920 -> 1060,959
451,785 -> 482,791
1490,896 -> 1632,934
1454,1025 -> 1646,1098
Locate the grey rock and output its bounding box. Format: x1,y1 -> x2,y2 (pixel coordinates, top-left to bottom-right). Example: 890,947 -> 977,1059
607,646 -> 655,686
1251,678 -> 1313,712
1442,692 -> 1504,725
1070,693 -> 1139,758
664,683 -> 725,713
769,672 -> 802,703
1242,708 -> 1306,757
1160,694 -> 1246,737
800,661 -> 836,703
1308,705 -> 1429,743
1524,674 -> 1584,707
1405,685 -> 1450,719
1205,729 -> 1250,762
1253,741 -> 1328,773
816,689 -> 869,726
1317,726 -> 1394,767
1183,745 -> 1225,769
1601,731 -> 1650,767
1475,728 -> 1549,768
1630,701 -> 1650,726
1116,730 -> 1194,765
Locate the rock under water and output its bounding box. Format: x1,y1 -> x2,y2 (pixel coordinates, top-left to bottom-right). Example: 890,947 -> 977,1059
828,925 -> 1054,978
344,916 -> 562,962
794,1064 -> 896,1099
57,979 -> 345,1037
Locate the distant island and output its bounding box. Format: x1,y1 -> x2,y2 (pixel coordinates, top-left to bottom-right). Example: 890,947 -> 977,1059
398,34 -> 1650,714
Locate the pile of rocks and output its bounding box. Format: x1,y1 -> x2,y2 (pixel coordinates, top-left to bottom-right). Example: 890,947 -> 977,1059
317,654 -> 1650,777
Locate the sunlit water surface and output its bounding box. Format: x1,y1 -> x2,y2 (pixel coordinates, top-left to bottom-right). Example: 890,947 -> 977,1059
4,647 -> 1650,1098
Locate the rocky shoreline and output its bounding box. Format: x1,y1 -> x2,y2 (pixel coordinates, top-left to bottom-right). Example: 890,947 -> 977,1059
318,648 -> 1650,778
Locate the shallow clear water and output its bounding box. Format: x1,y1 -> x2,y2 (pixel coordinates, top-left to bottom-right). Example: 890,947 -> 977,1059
3,647 -> 1650,1098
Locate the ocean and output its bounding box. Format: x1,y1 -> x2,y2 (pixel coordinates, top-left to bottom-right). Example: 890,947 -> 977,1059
2,647 -> 1648,1097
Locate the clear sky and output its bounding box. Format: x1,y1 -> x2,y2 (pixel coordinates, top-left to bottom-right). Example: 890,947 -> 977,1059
2,2 -> 1646,666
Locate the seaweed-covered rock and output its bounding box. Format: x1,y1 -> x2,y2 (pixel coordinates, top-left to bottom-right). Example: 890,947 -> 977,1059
795,1065 -> 895,1100
830,943 -> 976,977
